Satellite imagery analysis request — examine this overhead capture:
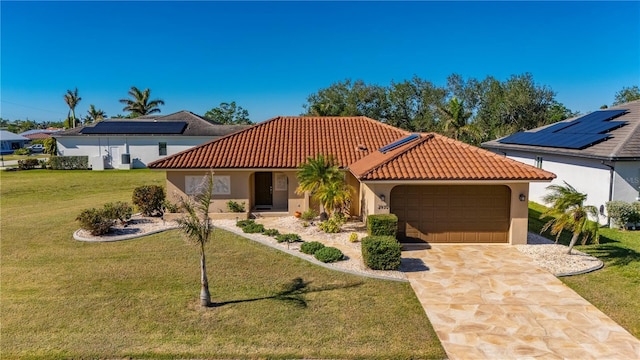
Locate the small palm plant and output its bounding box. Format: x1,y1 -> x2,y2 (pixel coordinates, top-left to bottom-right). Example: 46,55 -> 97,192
296,154 -> 342,218
176,174 -> 215,307
540,182 -> 599,255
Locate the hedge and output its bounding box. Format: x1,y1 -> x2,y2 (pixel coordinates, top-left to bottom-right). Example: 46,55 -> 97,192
50,156 -> 89,170
367,214 -> 398,237
361,235 -> 402,270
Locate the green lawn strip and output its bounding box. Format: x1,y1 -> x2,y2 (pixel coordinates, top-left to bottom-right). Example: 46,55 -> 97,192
0,154 -> 50,162
529,202 -> 640,338
1,170 -> 445,359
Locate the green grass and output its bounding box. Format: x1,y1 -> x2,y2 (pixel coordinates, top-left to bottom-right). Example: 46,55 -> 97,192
1,154 -> 50,161
529,202 -> 640,338
1,170 -> 445,359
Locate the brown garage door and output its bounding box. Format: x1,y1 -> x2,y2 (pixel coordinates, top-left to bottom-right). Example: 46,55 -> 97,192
390,185 -> 510,243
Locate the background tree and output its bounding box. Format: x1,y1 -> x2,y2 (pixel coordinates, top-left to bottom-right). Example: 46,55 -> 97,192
203,101 -> 252,124
176,174 -> 215,307
437,97 -> 481,144
540,182 -> 600,254
119,86 -> 165,118
613,85 -> 640,105
63,88 -> 81,128
296,154 -> 342,219
84,105 -> 107,124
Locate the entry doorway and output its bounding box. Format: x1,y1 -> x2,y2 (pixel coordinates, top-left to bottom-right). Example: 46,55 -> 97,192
255,172 -> 273,209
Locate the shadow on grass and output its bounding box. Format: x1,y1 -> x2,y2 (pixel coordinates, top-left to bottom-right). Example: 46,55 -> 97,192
214,277 -> 363,308
583,244 -> 640,267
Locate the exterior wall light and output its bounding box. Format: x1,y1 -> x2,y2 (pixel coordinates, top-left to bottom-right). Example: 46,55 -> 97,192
380,194 -> 386,202
519,194 -> 526,202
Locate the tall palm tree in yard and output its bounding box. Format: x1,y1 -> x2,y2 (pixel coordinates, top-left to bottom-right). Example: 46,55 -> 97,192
176,174 -> 215,307
63,88 -> 82,128
296,154 -> 343,218
85,104 -> 107,124
438,97 -> 481,144
541,182 -> 600,255
119,86 -> 165,117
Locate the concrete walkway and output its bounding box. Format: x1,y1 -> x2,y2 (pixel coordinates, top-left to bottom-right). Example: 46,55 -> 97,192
403,245 -> 640,359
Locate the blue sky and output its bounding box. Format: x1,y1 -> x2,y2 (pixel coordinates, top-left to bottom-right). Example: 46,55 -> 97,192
2,1 -> 639,123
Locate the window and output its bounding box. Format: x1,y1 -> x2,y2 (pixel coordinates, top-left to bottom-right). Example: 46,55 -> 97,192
159,142 -> 167,156
535,156 -> 543,169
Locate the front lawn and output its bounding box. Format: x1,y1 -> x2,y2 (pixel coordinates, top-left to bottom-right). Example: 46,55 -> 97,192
1,170 -> 445,359
529,202 -> 640,338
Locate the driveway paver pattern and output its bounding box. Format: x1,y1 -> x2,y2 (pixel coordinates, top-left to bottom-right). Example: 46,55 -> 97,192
402,244 -> 640,359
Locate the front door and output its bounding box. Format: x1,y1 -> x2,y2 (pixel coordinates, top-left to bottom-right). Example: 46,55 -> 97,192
255,172 -> 273,208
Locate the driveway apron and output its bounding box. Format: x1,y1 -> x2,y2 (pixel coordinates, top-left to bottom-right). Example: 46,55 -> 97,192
403,245 -> 640,359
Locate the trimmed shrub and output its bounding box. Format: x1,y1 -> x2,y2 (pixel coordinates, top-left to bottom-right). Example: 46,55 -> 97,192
76,208 -> 115,236
349,232 -> 359,243
314,246 -> 344,263
242,222 -> 265,233
132,185 -> 165,216
367,214 -> 398,237
18,158 -> 40,170
362,235 -> 402,270
103,201 -> 133,225
606,201 -> 637,229
263,228 -> 280,237
227,200 -> 246,213
236,219 -> 255,228
276,233 -> 302,243
300,241 -> 325,255
13,148 -> 30,155
318,218 -> 341,233
49,156 -> 88,170
301,209 -> 318,221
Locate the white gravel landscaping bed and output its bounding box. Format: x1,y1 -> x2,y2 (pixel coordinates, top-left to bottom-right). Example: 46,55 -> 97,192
518,233 -> 604,276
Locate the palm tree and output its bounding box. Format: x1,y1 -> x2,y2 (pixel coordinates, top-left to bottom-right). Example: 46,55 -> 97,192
314,177 -> 354,216
540,182 -> 599,254
296,154 -> 342,218
176,174 -> 215,307
85,104 -> 107,124
63,88 -> 82,128
119,86 -> 165,117
437,97 -> 481,144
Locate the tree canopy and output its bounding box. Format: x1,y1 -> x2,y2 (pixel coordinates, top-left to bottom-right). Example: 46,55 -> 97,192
303,73 -> 577,144
63,88 -> 82,128
613,85 -> 640,106
203,101 -> 252,124
119,86 -> 165,117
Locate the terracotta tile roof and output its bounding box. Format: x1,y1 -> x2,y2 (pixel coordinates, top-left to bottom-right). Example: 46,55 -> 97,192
148,116 -> 407,169
349,133 -> 556,181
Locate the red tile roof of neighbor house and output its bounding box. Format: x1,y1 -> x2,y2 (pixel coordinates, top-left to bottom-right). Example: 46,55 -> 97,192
148,116 -> 556,181
349,133 -> 556,181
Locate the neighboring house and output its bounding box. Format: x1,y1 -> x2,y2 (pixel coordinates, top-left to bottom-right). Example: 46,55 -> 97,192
0,130 -> 29,155
53,111 -> 248,170
20,129 -> 63,141
149,116 -> 554,245
482,100 -> 640,225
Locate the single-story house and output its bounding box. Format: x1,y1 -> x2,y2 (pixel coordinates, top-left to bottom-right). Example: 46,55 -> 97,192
482,100 -> 640,225
0,130 -> 29,155
20,129 -> 63,141
53,111 -> 249,170
149,116 -> 555,245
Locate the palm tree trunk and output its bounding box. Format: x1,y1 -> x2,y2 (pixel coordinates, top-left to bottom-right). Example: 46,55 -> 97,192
200,243 -> 212,307
567,232 -> 580,255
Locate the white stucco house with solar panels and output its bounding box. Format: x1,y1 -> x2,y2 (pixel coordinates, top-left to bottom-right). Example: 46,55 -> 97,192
53,111 -> 249,170
482,100 -> 640,225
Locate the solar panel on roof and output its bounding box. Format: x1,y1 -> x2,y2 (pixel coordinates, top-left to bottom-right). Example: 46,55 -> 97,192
81,121 -> 187,135
379,133 -> 420,153
498,109 -> 628,149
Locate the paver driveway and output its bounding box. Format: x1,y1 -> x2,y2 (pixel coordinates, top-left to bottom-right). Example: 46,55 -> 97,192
402,244 -> 640,359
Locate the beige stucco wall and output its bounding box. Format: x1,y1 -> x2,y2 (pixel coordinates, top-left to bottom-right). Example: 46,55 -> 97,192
359,181 -> 532,245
